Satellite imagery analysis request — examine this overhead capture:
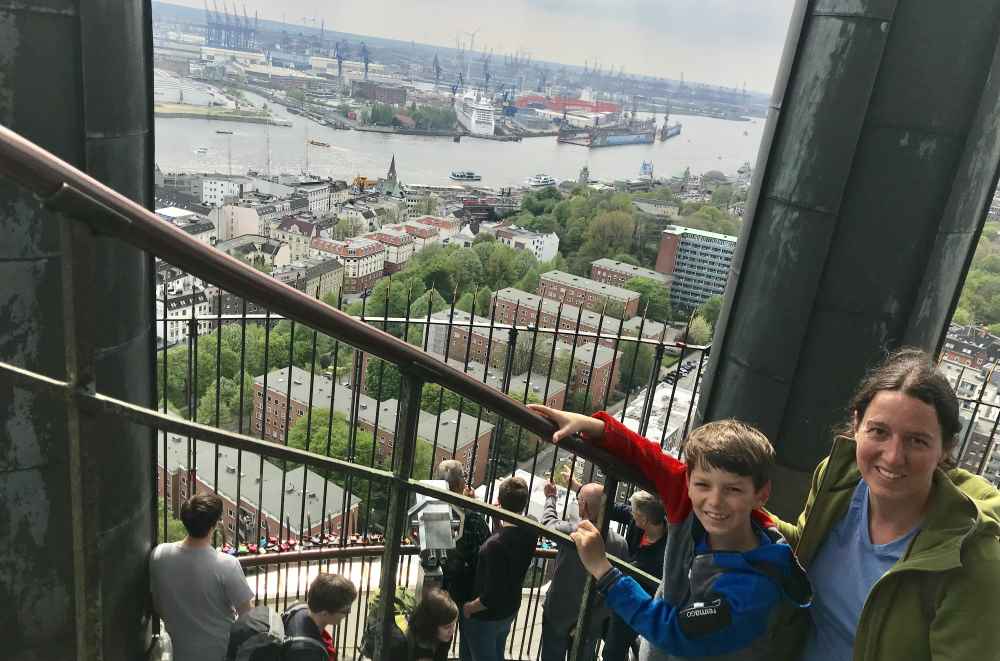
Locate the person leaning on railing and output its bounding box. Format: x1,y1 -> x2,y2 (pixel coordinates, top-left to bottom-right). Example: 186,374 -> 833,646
532,348 -> 1000,661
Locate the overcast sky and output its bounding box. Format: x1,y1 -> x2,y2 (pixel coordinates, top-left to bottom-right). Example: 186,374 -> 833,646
171,1 -> 795,93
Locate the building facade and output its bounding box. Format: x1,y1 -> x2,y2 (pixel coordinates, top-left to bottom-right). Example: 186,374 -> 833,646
537,270 -> 641,319
311,236 -> 386,294
655,226 -> 738,310
495,225 -> 559,262
272,216 -> 320,262
369,228 -> 415,274
590,258 -> 671,289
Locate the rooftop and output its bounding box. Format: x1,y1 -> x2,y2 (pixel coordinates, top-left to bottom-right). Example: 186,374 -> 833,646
493,288 -> 665,338
540,270 -> 641,302
591,258 -> 670,284
663,225 -> 738,243
257,367 -> 493,451
158,434 -> 358,536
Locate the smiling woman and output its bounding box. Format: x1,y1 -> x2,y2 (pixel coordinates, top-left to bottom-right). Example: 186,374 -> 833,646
772,348 -> 1000,661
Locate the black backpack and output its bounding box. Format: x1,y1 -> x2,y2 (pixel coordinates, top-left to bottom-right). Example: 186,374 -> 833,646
226,603 -> 328,661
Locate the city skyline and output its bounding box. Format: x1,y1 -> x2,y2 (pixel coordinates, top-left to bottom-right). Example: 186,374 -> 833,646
163,0 -> 794,94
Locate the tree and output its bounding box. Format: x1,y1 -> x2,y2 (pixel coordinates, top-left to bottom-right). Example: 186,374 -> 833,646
618,341 -> 655,394
625,277 -> 671,322
365,357 -> 402,400
696,295 -> 724,328
158,499 -> 188,542
612,253 -> 640,266
685,315 -> 713,346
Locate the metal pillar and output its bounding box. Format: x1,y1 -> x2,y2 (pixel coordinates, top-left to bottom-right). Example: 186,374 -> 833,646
0,1 -> 155,658
699,0 -> 1000,515
376,371 -> 425,659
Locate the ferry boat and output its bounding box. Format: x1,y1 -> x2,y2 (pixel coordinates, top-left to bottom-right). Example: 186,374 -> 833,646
450,170 -> 482,182
194,147 -> 208,155
308,139 -> 331,148
455,91 -> 496,136
527,174 -> 557,187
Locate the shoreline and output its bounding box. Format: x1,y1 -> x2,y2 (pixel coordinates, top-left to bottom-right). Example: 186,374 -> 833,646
153,107 -> 292,127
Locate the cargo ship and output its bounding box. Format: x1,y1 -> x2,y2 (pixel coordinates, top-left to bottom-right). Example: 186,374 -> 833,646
660,122 -> 682,140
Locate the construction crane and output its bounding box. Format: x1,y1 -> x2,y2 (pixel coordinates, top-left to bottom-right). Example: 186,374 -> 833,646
335,41 -> 344,80
481,51 -> 491,94
464,27 -> 481,55
360,42 -> 370,80
433,53 -> 441,89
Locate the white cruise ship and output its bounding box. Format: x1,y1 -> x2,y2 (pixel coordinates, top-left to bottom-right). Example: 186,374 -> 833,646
455,91 -> 496,136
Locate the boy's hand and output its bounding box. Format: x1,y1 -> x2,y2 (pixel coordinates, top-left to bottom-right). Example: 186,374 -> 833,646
528,404 -> 606,444
571,520 -> 614,579
463,485 -> 476,498
543,480 -> 557,498
559,465 -> 581,492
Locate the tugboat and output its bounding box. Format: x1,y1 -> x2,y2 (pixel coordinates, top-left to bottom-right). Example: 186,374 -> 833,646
450,170 -> 482,182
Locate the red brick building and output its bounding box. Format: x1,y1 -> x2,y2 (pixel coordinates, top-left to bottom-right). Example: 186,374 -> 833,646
253,367 -> 495,486
311,236 -> 385,294
537,270 -> 641,319
368,227 -> 414,274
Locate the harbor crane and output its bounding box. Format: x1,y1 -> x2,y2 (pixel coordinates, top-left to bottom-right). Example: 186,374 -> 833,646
361,42 -> 370,80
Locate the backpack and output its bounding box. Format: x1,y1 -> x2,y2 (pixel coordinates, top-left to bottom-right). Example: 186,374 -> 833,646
226,604 -> 328,661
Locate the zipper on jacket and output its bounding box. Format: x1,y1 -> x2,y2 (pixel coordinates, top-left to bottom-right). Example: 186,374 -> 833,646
793,456 -> 838,565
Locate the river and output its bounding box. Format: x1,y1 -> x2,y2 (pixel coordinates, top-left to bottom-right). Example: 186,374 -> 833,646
153,74 -> 766,188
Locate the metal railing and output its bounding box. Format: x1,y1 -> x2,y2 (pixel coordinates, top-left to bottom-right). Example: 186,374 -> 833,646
0,123 -> 707,660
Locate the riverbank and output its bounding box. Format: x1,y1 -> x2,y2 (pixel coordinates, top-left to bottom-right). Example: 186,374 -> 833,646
153,103 -> 292,126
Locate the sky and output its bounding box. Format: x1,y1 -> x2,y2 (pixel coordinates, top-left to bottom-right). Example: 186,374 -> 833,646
170,0 -> 795,94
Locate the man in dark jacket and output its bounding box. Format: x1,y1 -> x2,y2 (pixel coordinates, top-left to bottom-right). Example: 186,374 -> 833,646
284,573 -> 357,661
438,460 -> 491,607
460,476 -> 539,661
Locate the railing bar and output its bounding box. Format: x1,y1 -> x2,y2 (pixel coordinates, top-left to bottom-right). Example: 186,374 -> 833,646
160,284 -> 170,547
484,314 -> 518,492
214,295 -> 224,497
507,300 -> 544,493
275,321 -> 297,549
681,348 -> 710,444
451,284 -> 479,460
660,314 -> 694,448
529,301 -> 565,503
556,302 -> 585,520
958,362 -> 998,462
152,313 -> 694,350
297,313 -> 321,563
465,292 -> 499,487
234,297 -> 248,550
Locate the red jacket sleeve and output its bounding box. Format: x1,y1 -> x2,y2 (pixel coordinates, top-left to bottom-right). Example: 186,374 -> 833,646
592,412 -> 692,524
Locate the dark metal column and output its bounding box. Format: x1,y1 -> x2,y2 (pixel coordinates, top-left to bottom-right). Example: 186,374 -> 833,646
699,0 -> 1000,515
376,371 -> 424,659
0,1 -> 155,658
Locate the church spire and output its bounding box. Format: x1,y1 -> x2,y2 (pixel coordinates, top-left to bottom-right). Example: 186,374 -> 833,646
387,154 -> 397,181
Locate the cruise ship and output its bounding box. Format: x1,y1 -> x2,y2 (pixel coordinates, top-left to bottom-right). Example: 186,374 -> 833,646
455,91 -> 496,136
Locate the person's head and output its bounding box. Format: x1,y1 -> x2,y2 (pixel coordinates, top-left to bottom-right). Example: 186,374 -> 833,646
437,459 -> 466,493
683,419 -> 774,542
497,476 -> 530,513
629,490 -> 666,531
306,573 -> 357,627
576,483 -> 605,523
409,588 -> 458,645
848,348 -> 960,509
179,492 -> 224,539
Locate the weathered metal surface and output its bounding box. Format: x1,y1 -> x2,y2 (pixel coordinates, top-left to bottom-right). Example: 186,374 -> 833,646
0,1 -> 154,658
699,0 -> 1000,515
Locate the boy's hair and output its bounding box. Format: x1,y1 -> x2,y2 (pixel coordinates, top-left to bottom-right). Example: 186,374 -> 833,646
436,459 -> 466,492
683,419 -> 774,490
307,573 -> 357,614
497,476 -> 530,512
179,492 -> 223,538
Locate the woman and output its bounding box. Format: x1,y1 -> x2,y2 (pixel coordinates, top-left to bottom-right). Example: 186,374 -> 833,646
530,348 -> 1000,659
386,588 -> 458,661
770,348 -> 1000,660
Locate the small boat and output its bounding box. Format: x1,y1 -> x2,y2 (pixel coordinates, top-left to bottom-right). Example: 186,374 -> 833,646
194,147 -> 208,155
309,139 -> 331,148
527,173 -> 557,187
450,170 -> 482,182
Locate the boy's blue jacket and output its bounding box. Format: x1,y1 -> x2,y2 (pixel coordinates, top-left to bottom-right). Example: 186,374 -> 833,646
591,412 -> 811,661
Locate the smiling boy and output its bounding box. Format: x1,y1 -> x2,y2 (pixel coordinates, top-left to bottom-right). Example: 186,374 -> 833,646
528,405 -> 811,661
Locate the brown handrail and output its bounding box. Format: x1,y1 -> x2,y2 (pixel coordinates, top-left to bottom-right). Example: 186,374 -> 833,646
0,123 -> 655,491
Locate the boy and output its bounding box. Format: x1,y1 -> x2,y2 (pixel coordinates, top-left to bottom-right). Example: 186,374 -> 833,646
284,573 -> 358,661
528,405 -> 811,661
460,476 -> 539,661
